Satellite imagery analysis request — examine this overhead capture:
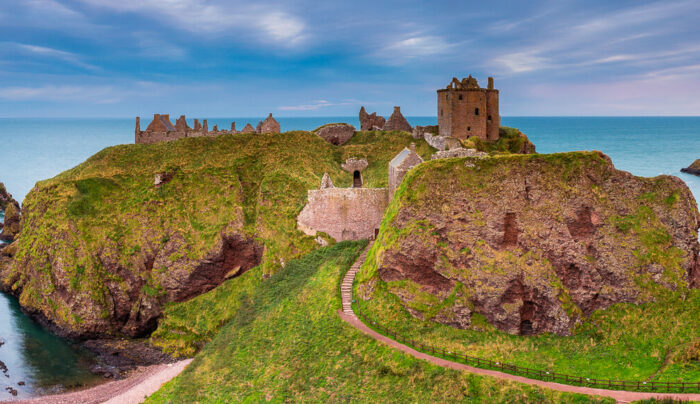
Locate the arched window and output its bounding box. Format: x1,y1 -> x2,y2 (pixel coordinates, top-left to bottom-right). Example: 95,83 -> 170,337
458,94 -> 463,100
474,108 -> 480,115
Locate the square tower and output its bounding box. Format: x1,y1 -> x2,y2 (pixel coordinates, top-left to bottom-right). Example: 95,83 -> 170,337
437,75 -> 500,141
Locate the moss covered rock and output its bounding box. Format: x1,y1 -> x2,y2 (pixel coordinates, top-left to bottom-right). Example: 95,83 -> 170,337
0,131 -> 434,338
681,159 -> 700,176
359,151 -> 700,336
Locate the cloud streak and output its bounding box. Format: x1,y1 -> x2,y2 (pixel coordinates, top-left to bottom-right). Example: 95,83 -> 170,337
74,0 -> 308,46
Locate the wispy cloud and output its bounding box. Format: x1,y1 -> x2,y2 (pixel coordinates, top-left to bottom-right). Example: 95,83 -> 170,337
278,99 -> 358,111
489,0 -> 700,75
75,0 -> 308,46
376,34 -> 457,65
0,85 -> 116,102
13,43 -> 99,71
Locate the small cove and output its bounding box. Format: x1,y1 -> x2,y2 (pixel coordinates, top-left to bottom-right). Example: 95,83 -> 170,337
0,209 -> 101,400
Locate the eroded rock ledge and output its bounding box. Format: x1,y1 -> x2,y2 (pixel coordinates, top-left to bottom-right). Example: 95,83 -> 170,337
363,151 -> 700,336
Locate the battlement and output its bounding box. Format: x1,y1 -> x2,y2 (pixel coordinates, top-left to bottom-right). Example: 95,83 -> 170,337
135,113 -> 281,144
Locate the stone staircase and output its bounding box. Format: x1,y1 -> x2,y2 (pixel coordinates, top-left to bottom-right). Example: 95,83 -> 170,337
341,241 -> 373,315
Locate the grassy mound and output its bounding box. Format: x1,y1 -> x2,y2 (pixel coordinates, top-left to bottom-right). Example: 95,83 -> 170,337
1,131 -> 433,336
355,152 -> 700,384
147,242 -> 606,403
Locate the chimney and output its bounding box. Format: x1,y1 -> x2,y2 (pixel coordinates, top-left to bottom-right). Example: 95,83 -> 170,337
488,77 -> 494,90
194,119 -> 201,131
135,117 -> 140,135
203,119 -> 208,133
213,125 -> 218,132
231,122 -> 236,132
163,114 -> 170,123
394,106 -> 401,113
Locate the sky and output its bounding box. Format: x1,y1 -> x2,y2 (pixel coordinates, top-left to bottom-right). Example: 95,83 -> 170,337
1,0 -> 699,117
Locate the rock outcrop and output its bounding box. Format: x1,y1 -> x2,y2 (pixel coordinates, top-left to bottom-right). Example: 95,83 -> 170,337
359,107 -> 386,131
681,159 -> 700,176
0,183 -> 20,242
382,106 -> 412,132
362,152 -> 700,336
314,123 -> 356,145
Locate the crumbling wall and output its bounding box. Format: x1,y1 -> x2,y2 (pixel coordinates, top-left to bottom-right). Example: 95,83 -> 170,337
297,188 -> 389,241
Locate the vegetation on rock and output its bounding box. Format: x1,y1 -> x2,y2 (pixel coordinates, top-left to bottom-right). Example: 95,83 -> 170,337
0,131 -> 433,338
356,151 -> 700,383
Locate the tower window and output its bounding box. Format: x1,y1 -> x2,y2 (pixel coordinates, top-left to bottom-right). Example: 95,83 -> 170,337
440,109 -> 443,116
445,94 -> 448,100
458,94 -> 463,100
475,108 -> 480,115
467,127 -> 471,131
488,115 -> 492,121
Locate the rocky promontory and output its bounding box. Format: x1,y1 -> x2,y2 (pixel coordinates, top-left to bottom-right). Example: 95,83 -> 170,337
0,182 -> 20,242
359,151 -> 700,336
0,131 -> 430,340
681,159 -> 700,176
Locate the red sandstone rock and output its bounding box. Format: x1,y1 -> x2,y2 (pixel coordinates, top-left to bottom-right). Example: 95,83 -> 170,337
367,152 -> 700,336
382,106 -> 412,132
359,107 -> 386,131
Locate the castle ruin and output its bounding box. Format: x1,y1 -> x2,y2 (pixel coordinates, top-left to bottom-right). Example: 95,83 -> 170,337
135,113 -> 281,144
437,75 -> 500,141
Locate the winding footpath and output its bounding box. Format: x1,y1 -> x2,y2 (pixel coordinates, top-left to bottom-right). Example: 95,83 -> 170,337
339,241 -> 700,404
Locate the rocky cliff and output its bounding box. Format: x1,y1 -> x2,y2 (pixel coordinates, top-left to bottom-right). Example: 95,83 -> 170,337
0,182 -> 20,242
359,152 -> 700,336
681,159 -> 700,176
0,131 -> 432,339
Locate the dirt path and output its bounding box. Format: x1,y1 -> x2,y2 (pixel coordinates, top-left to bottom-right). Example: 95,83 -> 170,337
5,359 -> 192,404
339,242 -> 700,404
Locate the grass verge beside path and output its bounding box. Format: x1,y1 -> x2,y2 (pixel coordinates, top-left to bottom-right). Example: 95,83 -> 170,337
146,242 -> 608,403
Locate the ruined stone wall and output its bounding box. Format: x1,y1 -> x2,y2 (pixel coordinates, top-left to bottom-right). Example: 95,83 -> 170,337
135,131 -> 188,144
437,91 -> 452,137
297,188 -> 389,241
485,90 -> 500,141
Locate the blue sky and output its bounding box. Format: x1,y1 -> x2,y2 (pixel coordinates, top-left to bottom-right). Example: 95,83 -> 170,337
1,0 -> 699,117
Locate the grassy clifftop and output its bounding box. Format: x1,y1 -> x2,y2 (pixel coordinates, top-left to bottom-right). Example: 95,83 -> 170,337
356,151 -> 700,383
147,241 -> 606,403
0,130 -> 434,338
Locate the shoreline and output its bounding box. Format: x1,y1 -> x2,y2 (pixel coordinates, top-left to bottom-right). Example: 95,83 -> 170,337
3,359 -> 192,404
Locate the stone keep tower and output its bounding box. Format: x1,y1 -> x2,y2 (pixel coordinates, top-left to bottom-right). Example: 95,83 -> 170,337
437,75 -> 500,141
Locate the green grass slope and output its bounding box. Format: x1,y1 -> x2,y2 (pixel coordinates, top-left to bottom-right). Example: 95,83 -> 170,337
1,130 -> 433,337
355,152 -> 700,385
147,242 -> 607,403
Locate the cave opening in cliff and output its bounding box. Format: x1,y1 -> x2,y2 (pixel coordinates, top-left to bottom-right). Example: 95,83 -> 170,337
353,171 -> 362,188
519,300 -> 535,335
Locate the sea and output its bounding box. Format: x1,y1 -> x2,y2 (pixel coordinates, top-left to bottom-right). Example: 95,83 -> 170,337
0,116 -> 699,398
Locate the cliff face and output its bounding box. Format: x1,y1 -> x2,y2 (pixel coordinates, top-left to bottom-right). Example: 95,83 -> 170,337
360,152 -> 700,336
0,131 -> 432,339
0,182 -> 20,242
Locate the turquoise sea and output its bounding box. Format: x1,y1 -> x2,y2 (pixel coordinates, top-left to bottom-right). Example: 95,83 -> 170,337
0,116 -> 699,398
